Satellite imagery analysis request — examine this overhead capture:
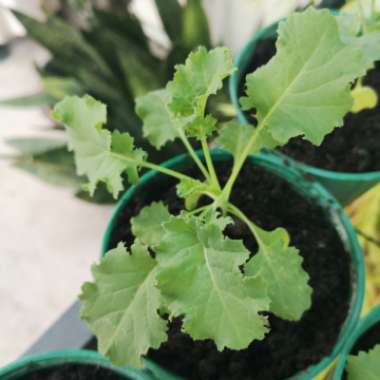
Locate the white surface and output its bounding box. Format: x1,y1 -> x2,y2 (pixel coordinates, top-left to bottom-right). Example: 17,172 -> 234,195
0,39 -> 113,366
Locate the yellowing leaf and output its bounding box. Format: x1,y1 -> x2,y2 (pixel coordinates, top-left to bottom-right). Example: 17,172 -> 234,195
347,345 -> 380,380
245,227 -> 312,321
53,95 -> 146,198
80,243 -> 167,367
351,84 -> 378,113
155,213 -> 270,350
241,8 -> 370,146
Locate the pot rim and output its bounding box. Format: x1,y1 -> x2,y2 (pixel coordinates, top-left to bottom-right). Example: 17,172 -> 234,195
0,350 -> 151,380
100,148 -> 364,380
333,304 -> 380,379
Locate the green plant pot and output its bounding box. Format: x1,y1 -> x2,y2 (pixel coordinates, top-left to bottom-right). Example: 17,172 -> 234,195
0,350 -> 152,380
332,304 -> 380,379
100,149 -> 365,380
229,20 -> 380,207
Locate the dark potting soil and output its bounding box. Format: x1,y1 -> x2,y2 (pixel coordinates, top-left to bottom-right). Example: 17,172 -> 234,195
17,363 -> 128,380
342,321 -> 380,379
106,160 -> 352,380
238,38 -> 380,173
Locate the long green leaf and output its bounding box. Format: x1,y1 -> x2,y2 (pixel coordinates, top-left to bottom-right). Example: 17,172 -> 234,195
241,8 -> 371,146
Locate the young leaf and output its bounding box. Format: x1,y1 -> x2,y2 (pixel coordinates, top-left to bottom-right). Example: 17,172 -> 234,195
184,115 -> 217,139
245,227 -> 312,321
168,47 -> 234,117
347,345 -> 380,380
80,243 -> 167,368
135,89 -> 189,149
155,213 -> 270,350
216,122 -> 279,158
176,178 -> 208,210
131,202 -> 172,247
241,8 -> 371,146
53,95 -> 146,198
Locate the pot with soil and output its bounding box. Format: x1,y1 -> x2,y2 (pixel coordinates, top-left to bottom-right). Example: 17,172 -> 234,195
332,304 -> 380,379
229,16 -> 380,206
0,350 -> 152,380
99,149 -> 364,380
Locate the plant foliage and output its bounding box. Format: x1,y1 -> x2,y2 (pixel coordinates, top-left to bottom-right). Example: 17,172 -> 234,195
53,8 -> 378,368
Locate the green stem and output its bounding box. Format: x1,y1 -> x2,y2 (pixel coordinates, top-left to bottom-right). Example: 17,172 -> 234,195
140,160 -> 194,182
220,121 -> 266,202
227,203 -> 263,245
178,132 -> 211,181
201,135 -> 221,190
186,204 -> 212,216
110,152 -> 194,182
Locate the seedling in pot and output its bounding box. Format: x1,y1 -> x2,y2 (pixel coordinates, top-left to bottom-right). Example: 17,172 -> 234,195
53,8 -> 375,368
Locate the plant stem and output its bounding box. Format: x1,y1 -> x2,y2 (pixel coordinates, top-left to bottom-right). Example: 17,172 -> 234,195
110,151 -> 193,182
186,204 -> 212,216
220,121 -> 266,202
140,160 -> 194,182
201,135 -> 221,190
178,132 -> 211,181
227,202 -> 263,245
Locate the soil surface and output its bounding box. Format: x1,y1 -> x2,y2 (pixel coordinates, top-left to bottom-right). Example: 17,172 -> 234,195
17,363 -> 128,380
238,38 -> 380,173
342,321 -> 380,379
106,160 -> 352,380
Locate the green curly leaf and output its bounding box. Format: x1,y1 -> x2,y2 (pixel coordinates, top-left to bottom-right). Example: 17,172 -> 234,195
245,226 -> 312,321
347,345 -> 380,380
155,213 -> 270,350
131,202 -> 172,247
168,47 -> 234,117
53,95 -> 146,198
241,8 -> 371,146
80,243 -> 167,368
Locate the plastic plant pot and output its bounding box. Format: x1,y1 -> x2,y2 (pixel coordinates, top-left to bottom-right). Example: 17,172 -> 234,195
0,350 -> 153,380
229,20 -> 380,207
100,149 -> 365,380
332,304 -> 380,379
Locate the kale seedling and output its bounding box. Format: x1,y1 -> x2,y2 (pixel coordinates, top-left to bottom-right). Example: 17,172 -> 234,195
53,8 -> 376,367
346,344 -> 380,379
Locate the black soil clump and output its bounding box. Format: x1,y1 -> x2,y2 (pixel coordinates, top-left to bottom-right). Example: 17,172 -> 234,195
107,161 -> 352,380
17,364 -> 128,380
238,38 -> 380,173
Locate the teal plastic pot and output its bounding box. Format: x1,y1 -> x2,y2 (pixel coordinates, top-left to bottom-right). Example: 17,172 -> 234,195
100,149 -> 364,380
0,350 -> 152,380
332,304 -> 380,379
229,20 -> 380,206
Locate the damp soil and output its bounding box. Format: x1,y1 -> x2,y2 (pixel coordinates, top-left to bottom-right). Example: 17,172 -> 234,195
104,160 -> 352,380
17,363 -> 128,380
342,321 -> 380,379
238,37 -> 380,173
